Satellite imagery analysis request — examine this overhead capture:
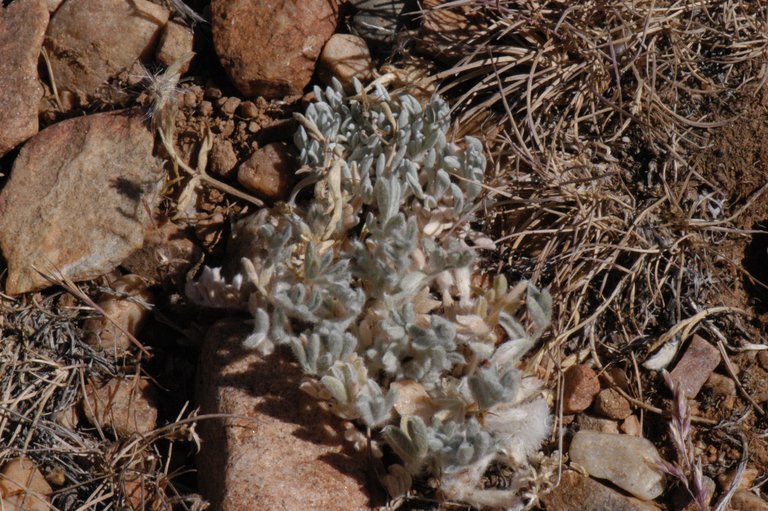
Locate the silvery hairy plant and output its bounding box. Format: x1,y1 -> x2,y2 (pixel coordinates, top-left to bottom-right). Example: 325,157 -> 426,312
187,78 -> 553,509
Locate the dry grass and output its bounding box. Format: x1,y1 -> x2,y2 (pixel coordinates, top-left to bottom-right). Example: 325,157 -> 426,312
417,0 -> 768,361
0,292 -> 203,510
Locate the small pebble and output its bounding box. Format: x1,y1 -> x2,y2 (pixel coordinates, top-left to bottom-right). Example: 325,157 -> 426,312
209,138 -> 238,176
593,388 -> 632,419
238,101 -> 259,119
183,90 -> 198,108
237,143 -> 294,200
219,96 -> 241,116
199,100 -> 213,116
620,414 -> 641,436
562,365 -> 600,414
218,119 -> 236,138
204,85 -> 222,99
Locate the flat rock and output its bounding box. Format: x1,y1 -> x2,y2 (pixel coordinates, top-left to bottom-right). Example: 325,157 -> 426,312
196,320 -> 372,511
44,0 -> 169,102
0,458 -> 53,511
211,0 -> 338,98
0,110 -> 163,295
541,471 -> 659,511
562,364 -> 600,414
569,430 -> 665,500
82,377 -> 158,437
0,0 -> 49,158
670,335 -> 721,398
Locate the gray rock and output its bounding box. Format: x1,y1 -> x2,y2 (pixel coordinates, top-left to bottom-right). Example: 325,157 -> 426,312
0,110 -> 163,295
0,0 -> 49,158
569,430 -> 665,500
196,320 -> 373,511
44,0 -> 169,102
542,471 -> 659,511
211,0 -> 337,98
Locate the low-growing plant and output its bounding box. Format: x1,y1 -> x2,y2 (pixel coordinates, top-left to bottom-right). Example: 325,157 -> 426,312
187,78 -> 553,509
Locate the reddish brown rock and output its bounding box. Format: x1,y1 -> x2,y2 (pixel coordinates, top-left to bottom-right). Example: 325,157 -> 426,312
83,274 -> 155,354
318,34 -> 374,91
155,20 -> 194,74
670,335 -> 721,398
44,0 -> 169,102
0,110 -> 162,295
209,137 -> 239,176
0,0 -> 49,158
196,320 -> 372,511
593,388 -> 632,419
211,0 -> 338,98
562,364 -> 600,414
0,458 -> 53,511
82,377 -> 158,437
541,471 -> 659,511
237,143 -> 294,200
